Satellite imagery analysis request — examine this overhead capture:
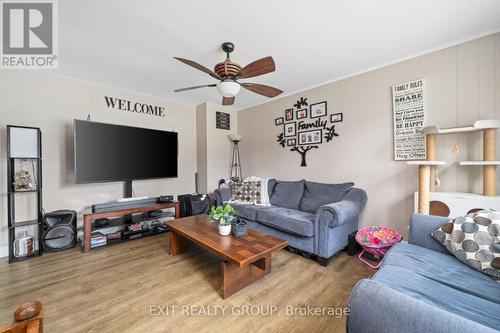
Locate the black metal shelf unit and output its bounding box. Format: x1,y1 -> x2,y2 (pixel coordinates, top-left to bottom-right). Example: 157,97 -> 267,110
7,125 -> 43,263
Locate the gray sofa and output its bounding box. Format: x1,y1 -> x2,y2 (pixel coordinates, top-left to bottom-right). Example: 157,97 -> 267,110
348,214 -> 500,333
214,179 -> 367,265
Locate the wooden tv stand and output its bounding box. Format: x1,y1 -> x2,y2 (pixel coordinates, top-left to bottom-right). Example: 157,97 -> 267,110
82,202 -> 180,253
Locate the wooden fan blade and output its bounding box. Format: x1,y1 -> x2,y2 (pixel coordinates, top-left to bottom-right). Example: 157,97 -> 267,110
174,84 -> 216,92
241,83 -> 283,98
238,56 -> 276,79
173,57 -> 221,80
222,96 -> 235,105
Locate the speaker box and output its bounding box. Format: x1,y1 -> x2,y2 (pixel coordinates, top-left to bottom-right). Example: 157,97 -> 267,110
42,210 -> 77,252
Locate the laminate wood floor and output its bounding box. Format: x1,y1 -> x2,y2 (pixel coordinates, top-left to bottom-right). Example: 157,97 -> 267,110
0,234 -> 373,333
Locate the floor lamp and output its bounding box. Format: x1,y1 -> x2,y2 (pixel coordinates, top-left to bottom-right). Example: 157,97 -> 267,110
229,134 -> 243,182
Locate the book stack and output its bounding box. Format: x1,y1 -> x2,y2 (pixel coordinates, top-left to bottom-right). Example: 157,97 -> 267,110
90,232 -> 107,248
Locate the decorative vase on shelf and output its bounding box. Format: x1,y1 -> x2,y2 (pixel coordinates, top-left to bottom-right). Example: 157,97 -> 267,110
13,159 -> 37,192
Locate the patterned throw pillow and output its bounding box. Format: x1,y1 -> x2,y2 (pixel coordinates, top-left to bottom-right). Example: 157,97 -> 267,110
431,210 -> 500,281
230,181 -> 262,204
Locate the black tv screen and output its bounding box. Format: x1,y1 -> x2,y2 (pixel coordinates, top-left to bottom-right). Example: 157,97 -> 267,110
74,120 -> 178,183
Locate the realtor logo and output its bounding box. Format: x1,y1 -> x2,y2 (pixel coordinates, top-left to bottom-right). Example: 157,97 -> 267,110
1,0 -> 58,69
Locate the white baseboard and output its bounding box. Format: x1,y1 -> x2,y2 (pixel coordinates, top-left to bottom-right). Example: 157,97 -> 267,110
0,246 -> 8,258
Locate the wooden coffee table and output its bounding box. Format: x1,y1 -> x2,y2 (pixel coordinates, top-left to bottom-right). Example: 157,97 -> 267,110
166,215 -> 287,299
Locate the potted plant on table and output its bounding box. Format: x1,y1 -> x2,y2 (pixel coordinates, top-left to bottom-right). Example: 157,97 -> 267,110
209,203 -> 237,236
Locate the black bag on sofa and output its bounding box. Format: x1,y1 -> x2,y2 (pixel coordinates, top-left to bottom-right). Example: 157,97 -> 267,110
178,194 -> 211,217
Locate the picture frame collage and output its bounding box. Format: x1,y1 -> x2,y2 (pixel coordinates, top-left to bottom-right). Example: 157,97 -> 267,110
275,100 -> 343,147
274,96 -> 344,167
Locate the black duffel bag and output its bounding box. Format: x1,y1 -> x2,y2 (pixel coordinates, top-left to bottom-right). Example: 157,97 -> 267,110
178,194 -> 211,217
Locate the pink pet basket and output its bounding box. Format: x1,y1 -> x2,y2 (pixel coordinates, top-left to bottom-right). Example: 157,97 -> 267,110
355,226 -> 402,269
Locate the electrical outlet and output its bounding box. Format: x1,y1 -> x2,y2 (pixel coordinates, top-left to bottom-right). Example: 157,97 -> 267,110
452,145 -> 459,156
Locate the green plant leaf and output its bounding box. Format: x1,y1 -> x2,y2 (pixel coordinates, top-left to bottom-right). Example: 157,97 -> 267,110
210,203 -> 237,225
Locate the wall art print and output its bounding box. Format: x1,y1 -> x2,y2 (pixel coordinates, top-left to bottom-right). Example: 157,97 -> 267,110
330,113 -> 343,123
275,97 -> 343,167
392,79 -> 425,160
310,101 -> 327,118
296,109 -> 307,119
299,129 -> 322,145
284,122 -> 297,137
216,111 -> 230,130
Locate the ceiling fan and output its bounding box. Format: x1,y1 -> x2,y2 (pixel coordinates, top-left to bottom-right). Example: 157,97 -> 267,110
173,42 -> 283,105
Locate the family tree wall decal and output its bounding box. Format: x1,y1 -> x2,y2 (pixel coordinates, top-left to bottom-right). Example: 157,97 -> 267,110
275,97 -> 343,167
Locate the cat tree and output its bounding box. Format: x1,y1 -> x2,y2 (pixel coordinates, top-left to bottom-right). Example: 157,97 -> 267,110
408,120 -> 500,215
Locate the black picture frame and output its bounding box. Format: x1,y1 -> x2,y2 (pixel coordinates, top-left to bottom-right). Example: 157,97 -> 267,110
216,111 -> 230,130
285,108 -> 294,121
330,112 -> 343,123
310,101 -> 327,118
284,122 -> 296,137
296,108 -> 308,119
275,117 -> 284,126
298,129 -> 322,145
287,138 -> 296,146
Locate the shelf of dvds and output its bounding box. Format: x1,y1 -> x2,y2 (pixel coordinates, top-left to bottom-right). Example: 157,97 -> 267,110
82,201 -> 180,253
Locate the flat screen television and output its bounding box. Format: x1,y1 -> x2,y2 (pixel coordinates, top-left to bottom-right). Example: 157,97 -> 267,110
74,120 -> 178,184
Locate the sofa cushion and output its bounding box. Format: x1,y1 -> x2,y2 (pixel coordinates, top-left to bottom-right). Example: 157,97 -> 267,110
232,204 -> 268,221
215,187 -> 232,205
267,178 -> 277,198
299,181 -> 354,213
408,213 -> 451,254
382,243 -> 500,303
270,180 -> 305,210
348,278 -> 499,333
430,210 -> 500,281
256,206 -> 314,237
372,265 -> 500,331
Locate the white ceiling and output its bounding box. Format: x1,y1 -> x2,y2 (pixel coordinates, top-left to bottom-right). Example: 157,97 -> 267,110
59,0 -> 500,109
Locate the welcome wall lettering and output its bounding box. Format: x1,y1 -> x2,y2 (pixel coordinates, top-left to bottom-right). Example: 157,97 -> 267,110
104,96 -> 166,117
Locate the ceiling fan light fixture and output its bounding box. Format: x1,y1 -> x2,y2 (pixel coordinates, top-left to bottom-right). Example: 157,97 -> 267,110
173,43 -> 281,105
217,80 -> 240,98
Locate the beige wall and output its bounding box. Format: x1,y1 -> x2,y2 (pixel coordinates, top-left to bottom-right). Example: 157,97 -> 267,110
0,71 -> 197,256
237,33 -> 500,237
196,102 -> 237,192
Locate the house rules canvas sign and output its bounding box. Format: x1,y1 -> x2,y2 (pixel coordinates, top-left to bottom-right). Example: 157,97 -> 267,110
392,79 -> 426,161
